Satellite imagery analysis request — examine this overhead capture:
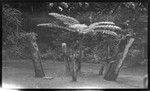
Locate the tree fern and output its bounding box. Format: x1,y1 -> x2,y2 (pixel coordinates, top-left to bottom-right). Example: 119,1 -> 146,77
38,13 -> 122,36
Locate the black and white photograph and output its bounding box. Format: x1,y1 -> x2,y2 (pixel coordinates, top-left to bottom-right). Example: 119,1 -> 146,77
2,2 -> 148,89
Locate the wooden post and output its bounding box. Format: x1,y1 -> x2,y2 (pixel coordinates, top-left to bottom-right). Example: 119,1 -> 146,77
28,33 -> 45,78
143,74 -> 148,88
62,43 -> 71,76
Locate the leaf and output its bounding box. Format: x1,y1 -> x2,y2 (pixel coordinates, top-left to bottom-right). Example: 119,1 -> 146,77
92,25 -> 122,31
83,22 -> 121,35
37,23 -> 77,32
87,22 -> 115,31
49,13 -> 80,26
94,29 -> 118,36
89,21 -> 115,27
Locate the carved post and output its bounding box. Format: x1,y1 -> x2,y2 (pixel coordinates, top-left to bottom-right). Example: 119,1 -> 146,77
62,43 -> 71,76
28,33 -> 45,78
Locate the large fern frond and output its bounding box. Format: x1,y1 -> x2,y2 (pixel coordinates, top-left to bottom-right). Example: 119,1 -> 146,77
84,22 -> 121,34
37,23 -> 77,32
94,29 -> 118,36
88,21 -> 115,29
49,13 -> 80,26
91,25 -> 122,31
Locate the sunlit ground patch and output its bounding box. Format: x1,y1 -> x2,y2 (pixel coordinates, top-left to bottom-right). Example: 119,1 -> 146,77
0,88 -> 20,91
2,83 -> 22,89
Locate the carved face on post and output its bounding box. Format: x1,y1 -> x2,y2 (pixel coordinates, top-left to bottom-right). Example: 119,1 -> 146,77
30,33 -> 37,42
26,32 -> 39,51
31,33 -> 39,51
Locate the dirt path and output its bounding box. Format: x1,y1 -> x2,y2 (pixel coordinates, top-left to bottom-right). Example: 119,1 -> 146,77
2,60 -> 147,89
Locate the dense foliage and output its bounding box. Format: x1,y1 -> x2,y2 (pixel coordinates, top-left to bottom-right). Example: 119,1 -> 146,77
2,2 -> 147,66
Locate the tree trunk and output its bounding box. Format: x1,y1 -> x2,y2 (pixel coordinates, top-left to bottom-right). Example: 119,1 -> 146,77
77,39 -> 82,73
76,57 -> 81,73
62,43 -> 72,76
72,57 -> 77,82
99,44 -> 111,75
108,45 -> 110,58
99,39 -> 120,75
31,52 -> 45,78
116,38 -> 134,72
99,65 -> 104,75
99,39 -> 121,75
30,35 -> 45,78
99,61 -> 107,75
65,55 -> 72,76
76,34 -> 84,73
104,38 -> 134,81
103,61 -> 119,81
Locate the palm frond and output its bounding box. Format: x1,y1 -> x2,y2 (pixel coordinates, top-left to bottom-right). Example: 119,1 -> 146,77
94,29 -> 118,36
88,21 -> 115,28
49,13 -> 80,26
85,22 -> 121,34
37,23 -> 77,32
92,25 -> 122,31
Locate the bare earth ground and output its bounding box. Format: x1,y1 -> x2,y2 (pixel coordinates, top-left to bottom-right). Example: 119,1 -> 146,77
2,59 -> 148,89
